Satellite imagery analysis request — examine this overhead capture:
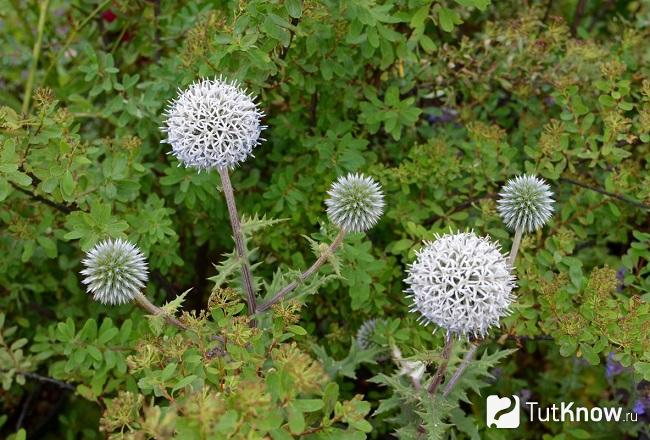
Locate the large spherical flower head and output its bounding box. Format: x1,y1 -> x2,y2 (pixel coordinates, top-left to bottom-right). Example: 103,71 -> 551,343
162,77 -> 265,171
80,238 -> 148,305
497,175 -> 554,233
325,173 -> 385,233
404,232 -> 516,338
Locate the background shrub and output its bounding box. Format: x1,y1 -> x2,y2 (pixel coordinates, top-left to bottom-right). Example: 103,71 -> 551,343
1,0 -> 649,438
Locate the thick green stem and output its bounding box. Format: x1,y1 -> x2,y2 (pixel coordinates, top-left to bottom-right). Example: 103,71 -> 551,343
22,0 -> 50,114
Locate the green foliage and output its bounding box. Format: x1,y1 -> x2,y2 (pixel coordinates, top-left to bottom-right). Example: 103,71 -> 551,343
1,0 -> 650,438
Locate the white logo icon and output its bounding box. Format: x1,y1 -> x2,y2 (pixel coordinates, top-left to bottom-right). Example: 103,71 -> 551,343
486,395 -> 520,428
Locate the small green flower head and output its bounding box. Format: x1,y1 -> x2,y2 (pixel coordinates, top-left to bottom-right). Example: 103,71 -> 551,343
80,238 -> 148,305
355,318 -> 389,361
497,174 -> 554,233
325,173 -> 385,233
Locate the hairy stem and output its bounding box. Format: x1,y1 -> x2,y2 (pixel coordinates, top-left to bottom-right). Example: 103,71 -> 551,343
442,343 -> 479,397
218,167 -> 257,316
508,227 -> 523,267
257,229 -> 346,313
427,331 -> 454,395
134,292 -> 186,330
22,0 -> 50,114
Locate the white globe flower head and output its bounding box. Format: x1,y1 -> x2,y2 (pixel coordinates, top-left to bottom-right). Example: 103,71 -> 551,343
497,174 -> 554,233
325,173 -> 385,233
162,77 -> 265,171
80,238 -> 148,305
404,232 -> 516,338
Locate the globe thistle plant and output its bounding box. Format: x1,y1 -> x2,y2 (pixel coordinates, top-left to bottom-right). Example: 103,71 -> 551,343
80,238 -> 148,305
325,173 -> 385,233
497,175 -> 554,233
404,232 -> 516,338
162,77 -> 265,171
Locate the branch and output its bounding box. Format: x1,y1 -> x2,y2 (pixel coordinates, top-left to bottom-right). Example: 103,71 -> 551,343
134,292 -> 187,330
2,369 -> 76,391
217,167 -> 257,316
571,0 -> 587,37
257,229 -> 346,313
9,181 -> 75,214
560,177 -> 650,210
43,0 -> 113,80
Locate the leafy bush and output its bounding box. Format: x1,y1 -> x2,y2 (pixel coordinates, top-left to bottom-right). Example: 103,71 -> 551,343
1,0 -> 649,438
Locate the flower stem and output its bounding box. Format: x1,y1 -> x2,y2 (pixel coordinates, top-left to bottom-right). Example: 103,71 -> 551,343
508,226 -> 524,267
217,167 -> 257,317
442,343 -> 479,397
427,331 -> 454,395
134,292 -> 187,330
256,229 -> 346,313
21,0 -> 50,114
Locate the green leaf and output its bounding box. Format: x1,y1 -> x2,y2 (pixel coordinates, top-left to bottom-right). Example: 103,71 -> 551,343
287,404 -> 305,434
292,399 -> 324,413
160,363 -> 177,381
438,7 -> 461,32
287,325 -> 307,336
61,170 -> 74,197
172,375 -> 198,392
285,0 -> 302,18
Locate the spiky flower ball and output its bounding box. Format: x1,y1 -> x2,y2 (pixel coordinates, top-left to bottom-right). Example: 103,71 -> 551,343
80,238 -> 148,305
404,232 -> 516,338
325,173 -> 384,233
162,77 -> 265,171
497,175 -> 554,233
356,318 -> 389,361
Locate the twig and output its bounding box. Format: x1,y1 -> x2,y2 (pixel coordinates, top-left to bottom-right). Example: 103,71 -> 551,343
279,16 -> 301,61
560,177 -> 649,210
571,0 -> 587,36
542,0 -> 554,23
9,181 -> 75,214
21,0 -> 50,114
217,167 -> 257,317
43,0 -> 113,80
427,331 -> 453,395
508,227 -> 523,267
4,370 -> 76,391
442,343 -> 479,397
16,385 -> 38,430
256,229 -> 346,313
134,292 -> 187,330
